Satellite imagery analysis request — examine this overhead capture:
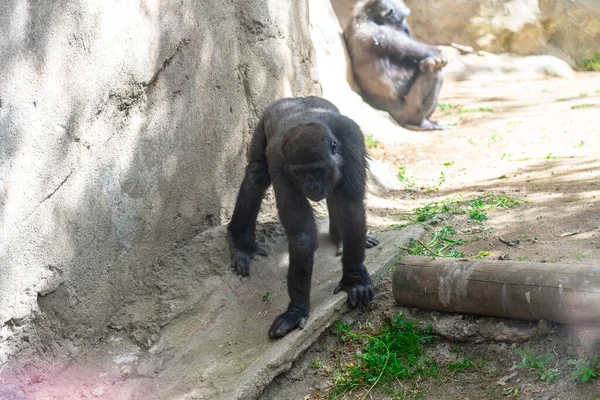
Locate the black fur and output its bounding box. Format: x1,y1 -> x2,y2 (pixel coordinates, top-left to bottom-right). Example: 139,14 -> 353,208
227,96 -> 379,339
344,0 -> 448,130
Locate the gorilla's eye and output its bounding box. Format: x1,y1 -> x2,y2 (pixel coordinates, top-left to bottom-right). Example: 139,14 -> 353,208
330,140 -> 337,155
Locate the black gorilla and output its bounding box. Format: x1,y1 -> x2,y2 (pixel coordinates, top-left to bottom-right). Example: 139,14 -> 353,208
344,0 -> 448,130
227,96 -> 378,339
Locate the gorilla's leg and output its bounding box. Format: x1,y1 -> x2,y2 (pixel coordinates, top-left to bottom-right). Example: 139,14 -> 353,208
268,180 -> 317,339
227,120 -> 271,276
328,197 -> 379,257
327,197 -> 343,256
389,69 -> 447,131
330,194 -> 374,307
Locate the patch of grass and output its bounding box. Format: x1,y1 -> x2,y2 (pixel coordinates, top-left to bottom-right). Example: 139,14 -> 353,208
572,103 -> 595,109
398,225 -> 466,258
475,250 -> 492,258
579,92 -> 588,98
412,198 -> 463,222
310,359 -> 324,370
489,135 -> 503,142
545,153 -> 560,159
437,171 -> 446,187
547,256 -> 561,263
569,357 -> 600,382
447,355 -> 476,373
515,348 -> 560,383
438,103 -> 453,111
365,134 -> 380,148
467,198 -> 488,222
330,315 -> 478,398
459,106 -> 493,114
576,251 -> 589,260
397,165 -> 416,188
579,52 -> 600,72
541,89 -> 550,93
501,153 -> 513,160
331,315 -> 437,398
507,120 -> 522,125
411,193 -> 519,224
575,140 -> 585,147
394,193 -> 521,258
443,161 -> 454,167
466,138 -> 474,145
262,292 -> 271,302
516,256 -> 529,261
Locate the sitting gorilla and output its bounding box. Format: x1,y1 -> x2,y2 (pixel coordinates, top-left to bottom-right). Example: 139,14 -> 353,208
344,0 -> 448,130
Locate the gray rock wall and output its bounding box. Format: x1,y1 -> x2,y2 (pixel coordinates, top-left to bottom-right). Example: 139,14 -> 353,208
331,0 -> 600,67
0,0 -> 318,366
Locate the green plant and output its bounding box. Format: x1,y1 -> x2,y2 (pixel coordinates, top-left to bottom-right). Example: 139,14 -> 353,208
330,316 -> 479,399
398,225 -> 466,258
515,348 -> 560,383
438,171 -> 446,187
572,103 -> 595,109
467,198 -> 488,222
262,292 -> 271,302
439,103 -> 453,111
397,166 -> 416,188
365,134 -> 380,148
331,315 -> 437,398
458,106 -> 493,114
576,251 -> 589,260
569,357 -> 600,382
443,161 -> 454,167
446,355 -> 476,373
475,250 -> 491,258
310,359 -> 324,370
579,52 -> 600,71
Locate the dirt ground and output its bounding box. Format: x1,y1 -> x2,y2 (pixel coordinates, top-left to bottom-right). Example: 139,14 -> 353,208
260,73 -> 600,399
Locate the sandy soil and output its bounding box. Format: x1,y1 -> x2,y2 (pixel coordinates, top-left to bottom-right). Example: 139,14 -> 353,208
260,73 -> 600,399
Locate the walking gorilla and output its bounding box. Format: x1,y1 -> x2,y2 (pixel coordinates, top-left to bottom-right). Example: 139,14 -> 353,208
344,0 -> 448,130
227,96 -> 378,339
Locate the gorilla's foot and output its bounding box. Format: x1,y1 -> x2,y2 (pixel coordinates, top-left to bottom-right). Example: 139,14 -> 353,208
404,119 -> 450,131
268,308 -> 309,339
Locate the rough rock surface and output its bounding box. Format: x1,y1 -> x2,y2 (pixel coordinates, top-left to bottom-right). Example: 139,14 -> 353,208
331,0 -> 600,67
0,220 -> 423,399
0,0 -> 318,375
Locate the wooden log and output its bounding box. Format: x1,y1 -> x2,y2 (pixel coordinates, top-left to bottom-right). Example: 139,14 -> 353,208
392,256 -> 600,325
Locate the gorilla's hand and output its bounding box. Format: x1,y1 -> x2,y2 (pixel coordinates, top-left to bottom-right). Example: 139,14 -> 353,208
227,232 -> 267,277
334,265 -> 374,307
419,56 -> 447,73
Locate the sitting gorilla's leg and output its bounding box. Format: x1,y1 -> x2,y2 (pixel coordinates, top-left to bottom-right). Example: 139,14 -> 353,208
389,69 -> 447,131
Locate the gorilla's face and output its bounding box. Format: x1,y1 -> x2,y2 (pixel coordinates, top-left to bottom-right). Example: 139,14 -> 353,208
369,0 -> 411,36
283,123 -> 341,202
